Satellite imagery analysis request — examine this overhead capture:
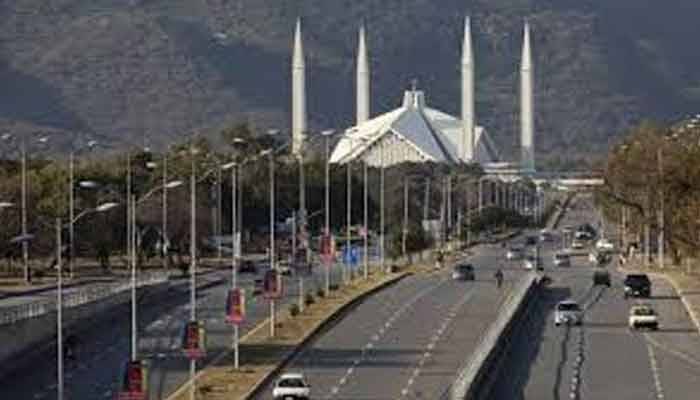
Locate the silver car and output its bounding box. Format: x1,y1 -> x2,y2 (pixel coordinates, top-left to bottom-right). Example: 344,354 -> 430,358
554,300 -> 583,326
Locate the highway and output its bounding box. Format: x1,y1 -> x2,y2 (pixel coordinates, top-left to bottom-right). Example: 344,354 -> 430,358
489,195 -> 700,400
253,236 -> 561,399
0,263 -> 342,400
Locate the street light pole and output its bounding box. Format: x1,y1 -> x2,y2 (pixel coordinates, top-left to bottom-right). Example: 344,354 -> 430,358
231,163 -> 239,369
346,157 -> 352,283
130,194 -> 137,361
162,153 -> 168,272
380,142 -> 385,272
21,140 -> 28,283
69,152 -> 75,279
324,133 -> 331,293
217,165 -> 223,266
269,149 -> 276,337
363,158 -> 369,280
189,149 -> 197,400
402,175 -> 408,256
56,218 -> 63,400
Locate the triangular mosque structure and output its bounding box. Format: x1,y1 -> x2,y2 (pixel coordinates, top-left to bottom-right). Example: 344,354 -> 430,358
290,17 -> 535,173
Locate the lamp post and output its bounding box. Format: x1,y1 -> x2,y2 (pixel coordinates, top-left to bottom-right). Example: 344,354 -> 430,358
363,156 -> 369,279
402,175 -> 408,256
68,140 -> 98,279
188,142 -> 197,400
380,141 -> 385,273
322,129 -> 335,293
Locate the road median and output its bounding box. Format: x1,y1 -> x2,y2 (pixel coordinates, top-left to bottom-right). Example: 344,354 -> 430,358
166,270 -> 410,400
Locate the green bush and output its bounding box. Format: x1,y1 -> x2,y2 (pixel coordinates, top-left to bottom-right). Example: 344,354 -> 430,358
316,288 -> 325,298
329,284 -> 340,291
305,292 -> 315,305
289,303 -> 300,317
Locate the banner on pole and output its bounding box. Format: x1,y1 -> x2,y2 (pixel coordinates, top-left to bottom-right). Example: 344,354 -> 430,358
225,288 -> 246,325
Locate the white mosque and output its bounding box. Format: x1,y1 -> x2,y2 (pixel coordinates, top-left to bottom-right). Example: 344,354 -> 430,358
289,17 -> 536,175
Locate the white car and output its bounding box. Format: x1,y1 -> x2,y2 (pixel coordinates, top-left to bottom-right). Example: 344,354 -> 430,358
272,373 -> 311,399
506,247 -> 523,260
629,305 -> 659,330
523,255 -> 541,270
554,300 -> 583,326
596,238 -> 614,251
571,240 -> 585,250
553,253 -> 570,267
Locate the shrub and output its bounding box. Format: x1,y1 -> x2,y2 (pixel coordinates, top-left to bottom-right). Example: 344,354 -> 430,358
289,303 -> 300,317
329,284 -> 340,291
316,288 -> 325,298
305,292 -> 315,305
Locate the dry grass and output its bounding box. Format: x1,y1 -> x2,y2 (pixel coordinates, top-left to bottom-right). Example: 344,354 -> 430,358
169,271 -> 405,400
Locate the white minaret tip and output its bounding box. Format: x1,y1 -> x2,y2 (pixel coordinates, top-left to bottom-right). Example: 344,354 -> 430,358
520,19 -> 535,172
292,17 -> 307,157
293,18 -> 305,68
356,22 -> 370,125
521,20 -> 532,71
462,16 -> 472,66
461,16 -> 475,162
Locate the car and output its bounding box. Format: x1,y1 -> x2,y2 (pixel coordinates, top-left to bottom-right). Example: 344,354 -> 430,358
525,236 -> 538,246
506,247 -> 523,260
272,372 -> 311,399
571,239 -> 585,249
624,274 -> 651,298
593,270 -> 611,287
452,264 -> 476,281
595,238 -> 615,251
278,265 -> 293,276
629,304 -> 659,330
553,253 -> 571,267
555,300 -> 583,326
253,279 -> 264,296
523,255 -> 542,271
539,231 -> 553,242
239,260 -> 258,274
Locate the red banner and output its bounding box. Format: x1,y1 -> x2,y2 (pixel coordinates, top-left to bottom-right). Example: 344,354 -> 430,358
226,289 -> 245,325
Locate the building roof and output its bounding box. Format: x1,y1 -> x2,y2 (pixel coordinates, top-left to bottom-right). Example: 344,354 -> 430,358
330,90 -> 500,167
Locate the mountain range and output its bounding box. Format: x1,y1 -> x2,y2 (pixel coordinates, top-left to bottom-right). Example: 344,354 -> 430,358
1,0 -> 699,169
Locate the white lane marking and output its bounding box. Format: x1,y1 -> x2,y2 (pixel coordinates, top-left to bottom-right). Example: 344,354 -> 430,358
644,333 -> 700,369
324,277 -> 451,399
646,341 -> 666,399
397,289 -> 474,398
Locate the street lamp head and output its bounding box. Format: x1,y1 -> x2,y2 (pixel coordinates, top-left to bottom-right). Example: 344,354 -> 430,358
95,202 -> 119,212
221,161 -> 237,170
259,149 -> 273,157
146,161 -> 158,170
165,180 -> 184,189
37,136 -> 50,144
1,133 -> 12,141
87,140 -> 98,148
267,129 -> 280,136
78,180 -> 100,189
321,129 -> 336,137
232,137 -> 246,145
0,201 -> 15,209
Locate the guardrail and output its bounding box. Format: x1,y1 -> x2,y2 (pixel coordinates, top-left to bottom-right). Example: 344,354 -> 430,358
449,272 -> 540,400
0,272 -> 168,326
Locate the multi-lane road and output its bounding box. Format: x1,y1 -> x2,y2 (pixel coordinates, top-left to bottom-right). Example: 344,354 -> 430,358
253,236 -> 562,399
490,195 -> 700,400
0,264 -> 342,399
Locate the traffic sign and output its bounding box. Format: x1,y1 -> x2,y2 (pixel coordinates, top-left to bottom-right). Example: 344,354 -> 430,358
225,288 -> 246,325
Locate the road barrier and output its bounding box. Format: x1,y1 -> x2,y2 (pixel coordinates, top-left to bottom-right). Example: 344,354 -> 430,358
0,272 -> 168,326
449,272 -> 540,400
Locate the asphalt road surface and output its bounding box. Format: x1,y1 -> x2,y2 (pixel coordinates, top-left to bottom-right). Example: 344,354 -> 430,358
0,262 -> 343,400
254,235 -> 562,400
489,194 -> 700,400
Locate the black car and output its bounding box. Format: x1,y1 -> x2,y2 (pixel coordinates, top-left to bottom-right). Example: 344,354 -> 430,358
593,270 -> 611,287
452,264 -> 476,281
239,260 -> 258,274
624,274 -> 651,298
525,236 -> 538,246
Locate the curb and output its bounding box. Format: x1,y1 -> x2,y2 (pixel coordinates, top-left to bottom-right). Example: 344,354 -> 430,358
241,272 -> 411,399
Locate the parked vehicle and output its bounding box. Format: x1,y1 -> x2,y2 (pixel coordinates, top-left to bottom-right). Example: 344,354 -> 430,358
239,260 -> 258,274
506,247 -> 523,260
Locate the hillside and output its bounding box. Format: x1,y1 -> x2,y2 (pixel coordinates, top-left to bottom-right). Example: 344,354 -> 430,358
0,0 -> 698,167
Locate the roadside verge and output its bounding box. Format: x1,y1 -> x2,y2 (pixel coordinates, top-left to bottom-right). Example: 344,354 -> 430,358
166,271 -> 410,400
